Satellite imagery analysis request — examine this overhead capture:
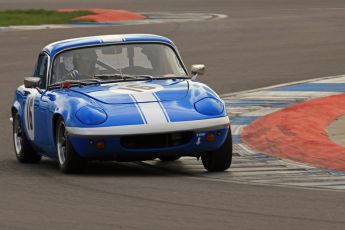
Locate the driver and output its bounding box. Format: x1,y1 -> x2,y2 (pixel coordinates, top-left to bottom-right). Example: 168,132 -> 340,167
63,49 -> 97,80
62,52 -> 77,80
73,49 -> 98,79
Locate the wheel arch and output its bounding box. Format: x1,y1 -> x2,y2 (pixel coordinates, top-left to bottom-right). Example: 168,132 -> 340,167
11,106 -> 18,118
11,104 -> 22,127
52,113 -> 64,146
11,100 -> 21,118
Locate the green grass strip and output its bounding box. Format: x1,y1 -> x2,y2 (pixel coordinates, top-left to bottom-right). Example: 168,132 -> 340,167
0,9 -> 93,27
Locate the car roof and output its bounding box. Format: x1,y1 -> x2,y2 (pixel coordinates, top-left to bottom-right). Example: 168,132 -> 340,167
42,34 -> 175,57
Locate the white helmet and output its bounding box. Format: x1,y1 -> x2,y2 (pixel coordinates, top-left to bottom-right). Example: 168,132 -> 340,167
63,54 -> 74,72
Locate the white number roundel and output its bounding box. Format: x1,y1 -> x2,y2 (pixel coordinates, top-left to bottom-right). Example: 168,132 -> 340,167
24,94 -> 35,141
110,83 -> 163,94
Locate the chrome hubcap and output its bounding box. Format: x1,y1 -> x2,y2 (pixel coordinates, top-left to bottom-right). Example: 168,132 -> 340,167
13,116 -> 22,155
57,123 -> 67,165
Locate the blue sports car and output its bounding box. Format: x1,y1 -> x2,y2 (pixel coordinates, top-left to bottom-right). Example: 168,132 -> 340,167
11,34 -> 232,173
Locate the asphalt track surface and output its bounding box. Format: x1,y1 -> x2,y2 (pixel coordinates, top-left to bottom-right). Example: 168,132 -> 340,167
1,0 -> 345,229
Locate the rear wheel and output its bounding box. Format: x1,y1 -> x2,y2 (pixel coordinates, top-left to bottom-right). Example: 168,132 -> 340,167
201,130 -> 232,172
12,112 -> 41,163
56,118 -> 85,174
159,156 -> 181,162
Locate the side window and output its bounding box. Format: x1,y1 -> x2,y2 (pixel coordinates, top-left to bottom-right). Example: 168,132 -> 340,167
34,54 -> 48,89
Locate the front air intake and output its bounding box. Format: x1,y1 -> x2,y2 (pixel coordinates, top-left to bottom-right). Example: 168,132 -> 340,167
121,132 -> 194,149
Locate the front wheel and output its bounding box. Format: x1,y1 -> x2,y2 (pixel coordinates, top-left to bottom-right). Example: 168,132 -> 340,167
56,118 -> 85,174
13,112 -> 41,163
201,130 -> 232,172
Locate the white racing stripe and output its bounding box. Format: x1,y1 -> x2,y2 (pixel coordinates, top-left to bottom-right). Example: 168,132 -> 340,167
130,93 -> 169,124
153,93 -> 171,122
137,102 -> 168,124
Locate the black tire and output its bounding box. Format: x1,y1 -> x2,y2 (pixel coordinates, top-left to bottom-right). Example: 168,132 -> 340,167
12,112 -> 42,163
201,130 -> 233,172
56,118 -> 85,174
159,155 -> 181,162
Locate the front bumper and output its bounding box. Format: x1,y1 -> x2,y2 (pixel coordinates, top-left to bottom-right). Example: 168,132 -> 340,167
68,118 -> 230,161
66,116 -> 230,137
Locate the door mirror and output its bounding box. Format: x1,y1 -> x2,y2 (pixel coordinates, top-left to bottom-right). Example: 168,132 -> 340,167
24,77 -> 40,88
191,64 -> 205,80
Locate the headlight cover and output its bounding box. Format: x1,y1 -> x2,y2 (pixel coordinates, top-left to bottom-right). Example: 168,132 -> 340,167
75,106 -> 107,125
194,97 -> 224,116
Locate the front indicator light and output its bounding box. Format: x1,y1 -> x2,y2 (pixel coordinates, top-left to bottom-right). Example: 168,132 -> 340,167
96,140 -> 106,150
205,133 -> 216,142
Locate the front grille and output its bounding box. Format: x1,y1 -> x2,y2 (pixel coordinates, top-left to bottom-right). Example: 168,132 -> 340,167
121,131 -> 194,149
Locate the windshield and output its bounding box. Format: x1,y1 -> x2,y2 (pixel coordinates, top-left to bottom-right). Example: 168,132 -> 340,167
51,43 -> 187,84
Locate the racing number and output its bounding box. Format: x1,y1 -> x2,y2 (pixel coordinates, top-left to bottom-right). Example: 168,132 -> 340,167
118,84 -> 157,92
24,95 -> 35,140
26,97 -> 34,131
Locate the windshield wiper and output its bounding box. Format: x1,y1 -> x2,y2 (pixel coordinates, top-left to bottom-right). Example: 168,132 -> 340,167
153,76 -> 190,80
124,75 -> 153,80
47,79 -> 101,90
129,75 -> 190,80
94,74 -> 126,80
95,74 -> 153,81
93,74 -> 188,84
80,79 -> 102,84
94,74 -> 154,83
